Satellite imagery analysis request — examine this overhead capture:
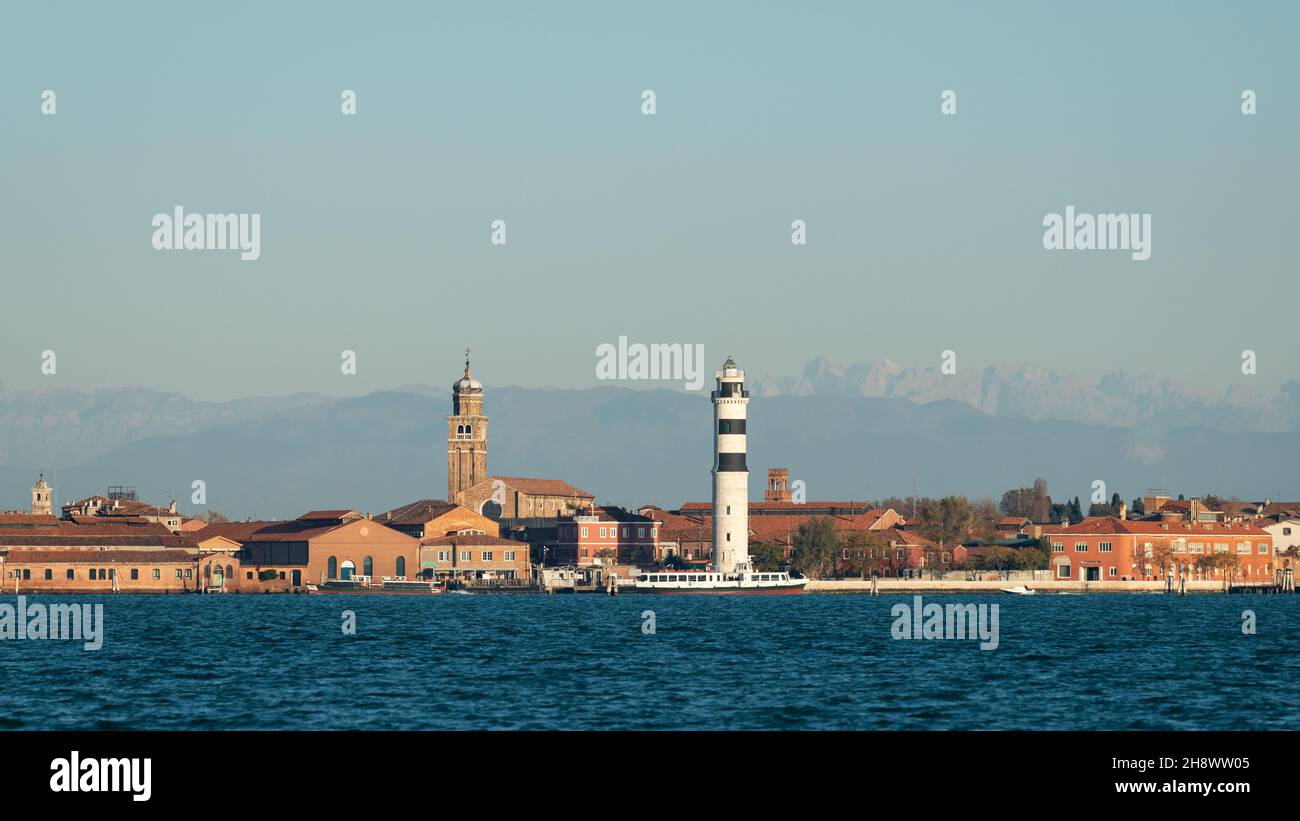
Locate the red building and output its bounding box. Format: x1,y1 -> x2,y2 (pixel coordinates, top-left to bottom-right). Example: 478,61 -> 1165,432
552,507 -> 658,566
1041,517 -> 1274,582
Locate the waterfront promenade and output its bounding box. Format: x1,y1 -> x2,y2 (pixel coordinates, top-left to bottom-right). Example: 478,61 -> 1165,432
808,579 -> 1257,593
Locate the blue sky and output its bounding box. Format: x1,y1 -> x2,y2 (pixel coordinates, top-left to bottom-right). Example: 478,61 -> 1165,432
1,1 -> 1296,399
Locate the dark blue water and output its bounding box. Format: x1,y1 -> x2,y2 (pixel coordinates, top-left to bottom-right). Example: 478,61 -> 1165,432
2,593 -> 1297,730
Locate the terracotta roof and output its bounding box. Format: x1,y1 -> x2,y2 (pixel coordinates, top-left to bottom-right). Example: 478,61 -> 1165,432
677,501 -> 892,514
193,518 -> 361,543
297,509 -> 360,522
3,548 -> 197,564
561,506 -> 653,524
1042,516 -> 1269,538
0,514 -> 63,527
381,499 -> 459,525
420,533 -> 520,547
491,477 -> 593,498
191,520 -> 284,543
0,533 -> 199,548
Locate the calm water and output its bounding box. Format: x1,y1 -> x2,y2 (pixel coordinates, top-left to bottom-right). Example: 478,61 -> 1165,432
1,593 -> 1297,730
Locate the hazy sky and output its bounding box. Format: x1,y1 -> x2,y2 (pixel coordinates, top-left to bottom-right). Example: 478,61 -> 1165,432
2,1 -> 1296,400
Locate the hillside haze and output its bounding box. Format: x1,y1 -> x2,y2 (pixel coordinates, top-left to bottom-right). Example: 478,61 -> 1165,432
1,380 -> 1297,520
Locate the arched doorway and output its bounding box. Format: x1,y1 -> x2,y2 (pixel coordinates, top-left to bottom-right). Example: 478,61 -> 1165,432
396,556 -> 406,577
340,560 -> 356,580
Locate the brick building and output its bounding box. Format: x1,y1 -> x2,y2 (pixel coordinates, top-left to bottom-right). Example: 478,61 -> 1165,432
552,507 -> 658,566
379,499 -> 501,539
196,510 -> 420,591
457,476 -> 595,521
0,514 -> 209,593
1041,517 -> 1274,582
418,533 -> 530,581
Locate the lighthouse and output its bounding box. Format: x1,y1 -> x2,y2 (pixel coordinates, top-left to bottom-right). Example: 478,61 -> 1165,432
711,356 -> 750,575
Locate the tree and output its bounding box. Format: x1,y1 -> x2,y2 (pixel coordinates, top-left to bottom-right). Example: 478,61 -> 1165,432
976,547 -> 1019,580
840,531 -> 885,579
970,498 -> 1001,540
1000,479 -> 1051,523
791,518 -> 839,579
749,541 -> 786,572
198,510 -> 230,524
1016,546 -> 1049,572
917,496 -> 973,550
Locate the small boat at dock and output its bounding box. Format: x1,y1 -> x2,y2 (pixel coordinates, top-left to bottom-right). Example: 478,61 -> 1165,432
307,576 -> 442,595
1000,585 -> 1036,595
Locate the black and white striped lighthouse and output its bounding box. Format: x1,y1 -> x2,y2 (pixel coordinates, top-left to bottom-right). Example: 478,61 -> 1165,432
711,356 -> 750,575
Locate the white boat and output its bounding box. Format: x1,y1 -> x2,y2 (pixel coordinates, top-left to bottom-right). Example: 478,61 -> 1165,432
1000,585 -> 1036,595
633,563 -> 808,594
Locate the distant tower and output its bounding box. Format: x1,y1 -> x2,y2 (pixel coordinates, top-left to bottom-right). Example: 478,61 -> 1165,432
765,467 -> 791,502
447,350 -> 488,501
31,473 -> 52,516
712,356 -> 750,575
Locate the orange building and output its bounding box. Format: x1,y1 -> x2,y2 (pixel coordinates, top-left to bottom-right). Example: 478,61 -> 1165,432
1042,517 -> 1274,582
378,499 -> 501,539
196,510 -> 420,590
552,507 -> 659,566
0,513 -> 210,593
419,533 -> 531,581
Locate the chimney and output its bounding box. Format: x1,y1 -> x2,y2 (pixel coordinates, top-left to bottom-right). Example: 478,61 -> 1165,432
1119,502 -> 1127,520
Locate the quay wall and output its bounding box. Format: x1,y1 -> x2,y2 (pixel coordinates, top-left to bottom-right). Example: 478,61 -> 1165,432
808,579 -> 1233,593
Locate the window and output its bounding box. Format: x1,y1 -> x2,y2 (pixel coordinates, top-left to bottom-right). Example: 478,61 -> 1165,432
1074,542 -> 1087,552
638,527 -> 645,538
22,569 -> 31,580
44,569 -> 52,580
1214,543 -> 1228,554
66,569 -> 74,580
99,569 -> 107,580
599,527 -> 606,538
504,551 -> 516,561
185,569 -> 193,579
1057,564 -> 1071,578
1237,541 -> 1252,555
482,551 -> 493,561
396,556 -> 406,576
581,527 -> 588,538
437,550 -> 448,562
1109,566 -> 1117,577
1099,542 -> 1113,553
460,550 -> 472,561
622,527 -> 629,538
1259,543 -> 1269,554
1188,543 -> 1204,554
176,569 -> 184,579
245,571 -> 253,580
130,569 -> 139,580
1051,541 -> 1064,552
327,556 -> 338,578
1285,528 -> 1293,536
363,556 -> 373,577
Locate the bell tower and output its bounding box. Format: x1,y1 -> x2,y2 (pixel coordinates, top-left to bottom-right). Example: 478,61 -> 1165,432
447,350 -> 488,501
31,473 -> 53,516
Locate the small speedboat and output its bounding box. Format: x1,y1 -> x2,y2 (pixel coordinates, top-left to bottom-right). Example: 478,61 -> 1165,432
1000,585 -> 1036,595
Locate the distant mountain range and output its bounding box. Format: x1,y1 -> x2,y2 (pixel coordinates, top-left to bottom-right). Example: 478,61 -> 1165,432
1,366 -> 1298,520
750,358 -> 1300,433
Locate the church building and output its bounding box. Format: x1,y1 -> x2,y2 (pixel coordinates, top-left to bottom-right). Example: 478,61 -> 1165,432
446,353 -> 595,521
